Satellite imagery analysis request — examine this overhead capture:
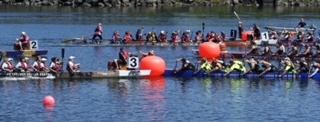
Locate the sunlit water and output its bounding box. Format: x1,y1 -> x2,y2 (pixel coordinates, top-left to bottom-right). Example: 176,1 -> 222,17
0,6 -> 320,121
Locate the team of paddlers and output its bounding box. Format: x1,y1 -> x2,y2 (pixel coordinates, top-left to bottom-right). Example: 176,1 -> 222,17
0,56 -> 81,76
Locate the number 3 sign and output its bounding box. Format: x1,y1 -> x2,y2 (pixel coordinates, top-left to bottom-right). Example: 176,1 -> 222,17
128,56 -> 139,69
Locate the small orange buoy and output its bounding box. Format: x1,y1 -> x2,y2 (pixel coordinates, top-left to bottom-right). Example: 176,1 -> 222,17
199,42 -> 221,60
140,56 -> 166,76
43,96 -> 56,107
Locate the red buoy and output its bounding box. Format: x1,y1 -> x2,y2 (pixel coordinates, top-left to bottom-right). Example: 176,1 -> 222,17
43,96 -> 56,107
199,42 -> 221,60
140,56 -> 166,76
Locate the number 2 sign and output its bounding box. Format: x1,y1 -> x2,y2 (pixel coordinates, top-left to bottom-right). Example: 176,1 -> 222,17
29,40 -> 39,50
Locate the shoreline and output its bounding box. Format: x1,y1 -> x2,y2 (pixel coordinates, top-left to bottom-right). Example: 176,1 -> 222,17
0,0 -> 319,7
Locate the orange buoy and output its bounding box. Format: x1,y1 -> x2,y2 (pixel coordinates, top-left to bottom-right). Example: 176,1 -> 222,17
199,42 -> 221,60
43,96 -> 56,107
140,56 -> 166,76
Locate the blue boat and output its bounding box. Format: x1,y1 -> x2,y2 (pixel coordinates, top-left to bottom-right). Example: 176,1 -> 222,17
163,69 -> 320,80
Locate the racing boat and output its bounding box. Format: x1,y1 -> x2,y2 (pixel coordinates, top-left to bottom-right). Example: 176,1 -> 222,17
264,26 -> 316,33
2,40 -> 48,58
0,70 -> 151,80
163,69 -> 316,80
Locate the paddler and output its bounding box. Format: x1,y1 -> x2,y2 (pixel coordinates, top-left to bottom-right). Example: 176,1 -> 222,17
206,31 -> 214,42
147,31 -> 158,43
171,31 -> 181,43
15,57 -> 30,72
262,45 -> 273,56
252,24 -> 261,40
296,58 -> 309,74
194,30 -> 203,43
1,58 -> 15,73
297,44 -> 313,57
211,59 -> 224,72
119,48 -> 129,66
107,59 -> 122,71
247,42 -> 260,55
270,31 -> 279,40
193,59 -> 213,75
305,32 -> 314,43
309,61 -> 320,78
280,29 -> 291,43
16,32 -> 30,50
182,30 -> 192,43
295,31 -> 304,43
32,57 -> 49,72
123,31 -> 133,43
224,59 -> 246,77
279,57 -> 297,78
66,56 -> 80,77
158,30 -> 168,42
112,31 -> 121,44
297,18 -> 307,28
287,42 -> 298,56
174,58 -> 195,74
49,57 -> 63,73
243,57 -> 260,75
92,23 -> 103,43
257,59 -> 278,77
40,58 -> 50,72
274,42 -> 286,55
135,27 -> 144,41
140,50 -> 155,59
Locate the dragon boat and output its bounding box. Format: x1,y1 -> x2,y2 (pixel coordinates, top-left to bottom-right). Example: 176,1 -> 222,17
1,40 -> 48,58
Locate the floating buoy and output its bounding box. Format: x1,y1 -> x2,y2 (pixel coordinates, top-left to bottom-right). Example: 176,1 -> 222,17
43,95 -> 56,107
199,42 -> 221,60
140,56 -> 166,76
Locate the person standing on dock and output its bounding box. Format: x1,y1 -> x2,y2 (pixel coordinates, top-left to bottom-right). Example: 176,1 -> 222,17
92,23 -> 103,43
238,21 -> 244,39
252,24 -> 261,40
297,18 -> 307,28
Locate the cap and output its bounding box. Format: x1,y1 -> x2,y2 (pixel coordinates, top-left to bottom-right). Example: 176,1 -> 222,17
149,50 -> 154,54
69,56 -> 75,60
41,58 -> 47,62
284,57 -> 290,60
186,30 -> 191,33
161,30 -> 165,34
22,32 -> 26,35
24,57 -> 29,60
8,58 -> 13,61
98,23 -> 102,25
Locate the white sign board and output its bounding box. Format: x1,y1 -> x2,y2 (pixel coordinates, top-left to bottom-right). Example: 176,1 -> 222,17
261,32 -> 269,41
29,40 -> 39,50
128,56 -> 139,69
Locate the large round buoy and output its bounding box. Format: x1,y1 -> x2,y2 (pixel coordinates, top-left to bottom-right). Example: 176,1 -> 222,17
43,95 -> 56,107
199,42 -> 221,59
140,56 -> 166,76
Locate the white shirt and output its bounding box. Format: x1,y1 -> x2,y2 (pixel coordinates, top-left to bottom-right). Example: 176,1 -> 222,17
15,62 -> 22,69
49,62 -> 55,68
32,62 -> 45,69
2,62 -> 12,69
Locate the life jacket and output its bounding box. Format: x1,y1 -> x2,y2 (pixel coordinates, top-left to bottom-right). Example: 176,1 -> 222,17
67,61 -> 78,71
231,60 -> 246,72
94,26 -> 103,35
172,35 -> 180,42
182,34 -> 191,42
285,64 -> 297,74
148,34 -> 157,42
124,51 -> 129,60
20,35 -> 30,43
34,62 -> 42,71
125,35 -> 132,41
2,62 -> 14,70
159,34 -> 167,42
20,61 -> 28,71
201,61 -> 213,73
51,62 -> 61,70
297,34 -> 303,42
206,33 -> 213,41
113,34 -> 121,41
196,34 -> 202,41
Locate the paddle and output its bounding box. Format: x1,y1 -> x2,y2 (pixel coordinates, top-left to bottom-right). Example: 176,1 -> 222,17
234,11 -> 241,21
202,22 -> 205,35
61,48 -> 65,62
173,59 -> 178,71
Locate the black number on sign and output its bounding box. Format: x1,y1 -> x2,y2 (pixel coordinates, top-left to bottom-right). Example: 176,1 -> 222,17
130,58 -> 137,67
129,70 -> 140,76
31,41 -> 37,48
263,33 -> 267,39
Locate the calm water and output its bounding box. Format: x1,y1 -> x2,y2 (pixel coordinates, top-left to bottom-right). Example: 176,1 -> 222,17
1,6 -> 320,121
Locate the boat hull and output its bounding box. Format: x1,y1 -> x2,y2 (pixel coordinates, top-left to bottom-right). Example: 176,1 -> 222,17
0,50 -> 48,57
54,70 -> 151,79
164,69 -> 312,79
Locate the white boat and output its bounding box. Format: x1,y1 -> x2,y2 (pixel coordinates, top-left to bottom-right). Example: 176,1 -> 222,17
264,26 -> 316,33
